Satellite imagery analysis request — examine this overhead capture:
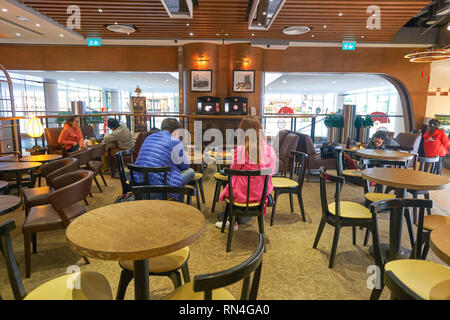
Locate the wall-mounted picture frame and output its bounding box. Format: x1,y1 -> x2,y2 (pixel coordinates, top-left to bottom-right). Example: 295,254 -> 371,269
190,69 -> 212,92
233,70 -> 255,93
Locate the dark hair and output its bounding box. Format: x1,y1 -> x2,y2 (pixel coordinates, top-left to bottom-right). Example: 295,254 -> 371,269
161,118 -> 180,133
65,116 -> 77,127
372,131 -> 387,140
429,119 -> 440,128
107,118 -> 120,129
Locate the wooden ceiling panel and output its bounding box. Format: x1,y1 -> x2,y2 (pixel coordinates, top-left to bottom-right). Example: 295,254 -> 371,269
20,0 -> 432,42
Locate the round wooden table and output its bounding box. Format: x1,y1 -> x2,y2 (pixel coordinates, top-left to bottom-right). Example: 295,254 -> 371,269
430,225 -> 450,265
362,168 -> 450,261
0,195 -> 21,215
66,200 -> 205,300
356,149 -> 413,162
0,161 -> 42,197
19,154 -> 62,163
0,180 -> 8,191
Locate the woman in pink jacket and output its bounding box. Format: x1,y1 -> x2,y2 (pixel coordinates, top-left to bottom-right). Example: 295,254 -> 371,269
216,116 -> 278,230
58,116 -> 84,153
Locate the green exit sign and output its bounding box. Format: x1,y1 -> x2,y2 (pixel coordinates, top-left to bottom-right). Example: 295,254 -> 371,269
87,38 -> 101,47
342,41 -> 356,51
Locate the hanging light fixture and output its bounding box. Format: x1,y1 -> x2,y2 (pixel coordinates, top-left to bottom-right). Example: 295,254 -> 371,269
404,48 -> 450,63
26,117 -> 44,152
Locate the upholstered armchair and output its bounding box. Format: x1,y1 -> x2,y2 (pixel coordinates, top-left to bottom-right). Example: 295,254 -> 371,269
44,127 -> 64,155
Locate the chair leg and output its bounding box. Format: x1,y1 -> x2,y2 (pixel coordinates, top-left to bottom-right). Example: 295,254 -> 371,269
32,233 -> 37,254
297,191 -> 306,222
82,256 -> 90,264
93,176 -> 102,193
257,214 -> 266,253
198,179 -> 205,204
221,204 -> 230,234
84,198 -> 89,206
211,181 -> 220,213
289,193 -> 294,213
329,224 -> 341,269
181,263 -> 190,283
270,190 -> 280,226
194,181 -> 201,211
226,215 -> 236,252
24,232 -> 31,278
412,193 -> 418,224
168,271 -> 183,289
99,170 -> 107,186
424,193 -> 431,215
404,209 -> 415,250
116,269 -> 134,300
352,226 -> 356,246
363,228 -> 371,246
313,218 -> 326,249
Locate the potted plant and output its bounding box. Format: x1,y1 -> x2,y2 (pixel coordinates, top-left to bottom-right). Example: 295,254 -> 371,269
324,111 -> 344,143
354,115 -> 374,144
83,110 -> 105,138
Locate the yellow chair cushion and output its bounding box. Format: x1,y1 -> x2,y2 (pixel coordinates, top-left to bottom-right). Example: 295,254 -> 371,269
225,198 -> 260,207
194,173 -> 203,181
272,177 -> 298,188
385,259 -> 450,300
343,169 -> 362,177
165,281 -> 235,300
365,192 -> 396,203
423,215 -> 450,231
328,201 -> 372,219
214,172 -> 228,182
119,247 -> 190,273
24,271 -> 113,300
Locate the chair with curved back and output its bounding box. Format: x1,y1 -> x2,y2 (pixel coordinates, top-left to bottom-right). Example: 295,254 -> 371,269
1,219 -> 112,300
114,185 -> 196,300
211,160 -> 230,213
116,149 -> 135,195
22,170 -> 94,278
278,133 -> 299,177
164,234 -> 265,300
270,151 -> 308,225
128,164 -> 170,186
44,127 -> 64,155
221,168 -> 271,252
86,144 -> 108,192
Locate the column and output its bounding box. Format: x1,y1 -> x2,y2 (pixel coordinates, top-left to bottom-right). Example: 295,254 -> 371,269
43,79 -> 59,126
111,90 -> 120,113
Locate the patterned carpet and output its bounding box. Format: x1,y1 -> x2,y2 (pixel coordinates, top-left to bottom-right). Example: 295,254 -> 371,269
0,167 -> 448,300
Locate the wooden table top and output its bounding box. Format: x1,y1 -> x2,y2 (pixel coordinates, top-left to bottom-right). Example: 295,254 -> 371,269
356,149 -> 413,161
430,225 -> 450,265
362,168 -> 450,191
66,200 -> 206,261
0,180 -> 7,190
205,150 -> 233,159
0,161 -> 42,172
0,195 -> 21,215
19,154 -> 62,163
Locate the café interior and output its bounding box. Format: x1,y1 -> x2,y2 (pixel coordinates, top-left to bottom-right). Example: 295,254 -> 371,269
0,0 -> 449,301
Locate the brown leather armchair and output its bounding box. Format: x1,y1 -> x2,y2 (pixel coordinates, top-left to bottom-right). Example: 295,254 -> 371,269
87,144 -> 108,192
44,127 -> 64,155
390,132 -> 421,168
278,133 -> 299,176
22,169 -> 94,278
80,125 -> 97,140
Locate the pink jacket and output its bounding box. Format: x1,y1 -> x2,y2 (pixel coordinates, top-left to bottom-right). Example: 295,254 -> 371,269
219,141 -> 278,216
58,124 -> 84,150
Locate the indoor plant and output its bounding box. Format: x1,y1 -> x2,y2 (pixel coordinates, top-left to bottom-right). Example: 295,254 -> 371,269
324,111 -> 344,143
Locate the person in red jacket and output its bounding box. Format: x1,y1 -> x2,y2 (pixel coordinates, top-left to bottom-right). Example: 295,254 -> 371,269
58,116 -> 84,153
423,118 -> 449,175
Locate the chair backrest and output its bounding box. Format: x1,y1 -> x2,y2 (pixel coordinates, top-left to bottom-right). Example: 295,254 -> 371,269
132,185 -> 195,204
417,156 -> 440,174
333,148 -> 344,177
128,164 -> 170,186
393,132 -> 421,153
116,149 -> 134,194
48,170 -> 94,227
192,234 -> 265,300
40,158 -> 79,187
80,125 -> 97,139
370,198 -> 432,259
89,144 -> 106,160
0,219 -> 26,300
224,168 -> 271,213
134,130 -> 159,159
319,167 -> 344,218
296,133 -> 316,155
290,150 -> 308,188
44,127 -> 64,153
279,134 -> 299,174
72,149 -> 91,167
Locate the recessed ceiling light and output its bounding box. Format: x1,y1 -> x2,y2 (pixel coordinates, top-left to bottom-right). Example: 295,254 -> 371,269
166,79 -> 169,82
282,80 -> 287,83
35,23 -> 40,27
339,12 -> 343,16
225,33 -> 229,36
447,23 -> 450,31
215,33 -> 220,36
189,32 -> 194,36
2,8 -> 8,12
186,23 -> 190,26
59,34 -> 64,37
251,33 -> 255,36
17,16 -> 30,22
98,8 -> 103,12
361,35 -> 365,38
311,34 -> 315,37
16,33 -> 21,36
115,22 -> 118,25
283,26 -> 311,35
323,25 -> 327,28
263,12 -> 267,15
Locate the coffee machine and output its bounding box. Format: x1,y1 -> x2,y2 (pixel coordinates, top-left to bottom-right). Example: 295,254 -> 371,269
224,97 -> 248,115
197,96 -> 220,114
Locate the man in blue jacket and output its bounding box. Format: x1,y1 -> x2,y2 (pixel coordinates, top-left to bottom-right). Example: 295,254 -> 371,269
134,118 -> 195,189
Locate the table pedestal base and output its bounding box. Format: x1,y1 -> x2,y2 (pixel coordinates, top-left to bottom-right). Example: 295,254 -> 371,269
134,259 -> 149,300
369,243 -> 411,262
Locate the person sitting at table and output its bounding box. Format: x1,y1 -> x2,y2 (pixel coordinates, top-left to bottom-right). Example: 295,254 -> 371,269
57,116 -> 84,153
216,116 -> 277,230
133,118 -> 195,196
102,118 -> 134,173
423,118 -> 450,175
366,130 -> 388,150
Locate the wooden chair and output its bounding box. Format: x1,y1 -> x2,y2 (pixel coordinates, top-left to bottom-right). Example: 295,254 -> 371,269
86,144 -> 108,192
22,170 -> 94,278
420,215 -> 450,260
164,234 -> 265,300
333,148 -> 363,182
71,149 -> 97,195
368,198 -> 433,300
270,150 -> 308,225
220,168 -> 271,252
211,161 -> 230,213
114,185 -> 196,300
128,164 -> 170,186
116,149 -> 135,195
313,167 -> 383,269
0,219 -> 112,300
189,159 -> 206,211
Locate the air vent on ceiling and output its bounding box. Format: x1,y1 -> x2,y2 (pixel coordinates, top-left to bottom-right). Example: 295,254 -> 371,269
248,0 -> 286,31
106,24 -> 136,34
160,0 -> 194,19
282,26 -> 311,35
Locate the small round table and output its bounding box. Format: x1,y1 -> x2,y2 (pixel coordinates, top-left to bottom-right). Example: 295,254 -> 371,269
19,154 -> 62,163
66,200 -> 205,300
362,168 -> 450,261
430,225 -> 450,265
0,195 -> 21,215
0,180 -> 8,191
0,162 -> 42,197
356,149 -> 413,162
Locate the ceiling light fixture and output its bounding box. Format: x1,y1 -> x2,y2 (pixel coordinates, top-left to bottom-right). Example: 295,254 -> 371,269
323,25 -> 327,28
16,33 -> 21,36
186,23 -> 190,26
339,12 -> 343,16
283,26 -> 311,35
224,33 -> 229,36
17,16 -> 30,22
2,8 -> 8,12
106,24 -> 136,34
189,32 -> 194,36
59,34 -> 64,37
194,55 -> 209,63
35,23 -> 40,27
447,23 -> 450,31
404,49 -> 450,63
98,8 -> 103,12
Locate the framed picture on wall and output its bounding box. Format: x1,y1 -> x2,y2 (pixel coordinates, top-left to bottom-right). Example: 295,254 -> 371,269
233,70 -> 255,93
191,69 -> 212,92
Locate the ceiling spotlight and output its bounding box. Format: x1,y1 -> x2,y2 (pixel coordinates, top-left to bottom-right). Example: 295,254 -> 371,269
70,78 -> 75,81
225,33 -> 229,36
186,23 -> 190,26
2,8 -> 8,12
189,32 -> 194,36
17,16 -> 30,22
59,34 -> 64,37
447,23 -> 450,31
282,80 -> 287,83
16,33 -> 21,36
251,33 -> 255,36
263,12 -> 267,15
338,12 -> 343,16
311,34 -> 315,37
35,23 -> 40,27
98,8 -> 103,12
107,24 -> 136,34
361,35 -> 365,38
166,79 -> 169,82
215,33 -> 220,36
323,25 -> 327,28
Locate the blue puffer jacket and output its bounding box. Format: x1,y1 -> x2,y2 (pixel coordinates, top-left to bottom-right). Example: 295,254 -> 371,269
134,130 -> 189,186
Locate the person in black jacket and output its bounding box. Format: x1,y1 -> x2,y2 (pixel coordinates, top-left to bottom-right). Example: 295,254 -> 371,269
367,131 -> 387,150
